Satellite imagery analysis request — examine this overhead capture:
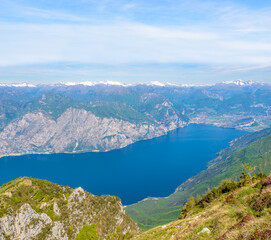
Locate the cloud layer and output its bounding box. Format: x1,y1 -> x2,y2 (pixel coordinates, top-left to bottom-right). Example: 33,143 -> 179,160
0,0 -> 271,83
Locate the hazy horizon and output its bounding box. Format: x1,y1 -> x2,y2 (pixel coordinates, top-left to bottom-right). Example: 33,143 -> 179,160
1,0 -> 271,84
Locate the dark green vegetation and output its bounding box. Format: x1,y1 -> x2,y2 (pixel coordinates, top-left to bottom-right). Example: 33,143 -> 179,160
134,174 -> 271,239
0,177 -> 140,239
127,128 -> 271,230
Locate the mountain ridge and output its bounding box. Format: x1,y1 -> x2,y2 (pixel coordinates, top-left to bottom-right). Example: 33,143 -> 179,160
133,173 -> 271,239
0,177 -> 140,239
0,80 -> 268,88
1,81 -> 271,157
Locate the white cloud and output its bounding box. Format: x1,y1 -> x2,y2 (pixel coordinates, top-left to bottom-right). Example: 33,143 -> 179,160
21,7 -> 90,22
0,20 -> 271,67
218,64 -> 271,73
0,0 -> 271,80
122,3 -> 137,10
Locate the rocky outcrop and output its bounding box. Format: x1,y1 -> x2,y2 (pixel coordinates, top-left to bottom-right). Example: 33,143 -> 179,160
0,203 -> 65,240
0,177 -> 140,239
0,108 -> 185,157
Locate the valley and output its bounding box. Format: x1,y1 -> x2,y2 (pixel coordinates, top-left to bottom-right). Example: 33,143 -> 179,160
2,0 -> 271,238
1,81 -> 271,239
1,126 -> 271,239
0,124 -> 245,206
0,80 -> 271,158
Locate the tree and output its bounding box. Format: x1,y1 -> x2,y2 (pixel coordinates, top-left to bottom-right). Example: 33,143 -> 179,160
179,196 -> 195,219
195,194 -> 201,204
242,163 -> 255,184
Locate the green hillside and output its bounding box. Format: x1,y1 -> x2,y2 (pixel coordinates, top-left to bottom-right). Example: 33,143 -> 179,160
126,128 -> 271,230
0,177 -> 140,239
133,173 -> 271,239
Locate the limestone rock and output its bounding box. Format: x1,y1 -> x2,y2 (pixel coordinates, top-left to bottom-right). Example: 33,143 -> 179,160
0,108 -> 185,158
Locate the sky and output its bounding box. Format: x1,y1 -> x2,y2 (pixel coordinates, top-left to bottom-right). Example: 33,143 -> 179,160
0,0 -> 271,85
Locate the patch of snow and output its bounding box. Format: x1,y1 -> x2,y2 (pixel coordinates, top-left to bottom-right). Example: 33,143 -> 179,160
60,81 -> 131,87
221,79 -> 261,86
148,81 -> 165,87
0,83 -> 36,87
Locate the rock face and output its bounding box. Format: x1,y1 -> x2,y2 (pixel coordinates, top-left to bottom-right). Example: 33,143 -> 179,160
0,177 -> 140,240
0,108 -> 185,157
2,81 -> 271,157
0,204 -> 55,240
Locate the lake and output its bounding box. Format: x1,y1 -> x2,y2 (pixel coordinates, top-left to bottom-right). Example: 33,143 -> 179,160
0,124 -> 246,205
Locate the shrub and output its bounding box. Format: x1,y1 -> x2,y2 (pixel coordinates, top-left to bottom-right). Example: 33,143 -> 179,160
179,173 -> 268,219
249,192 -> 271,213
11,197 -> 21,204
22,197 -> 28,202
75,224 -> 98,240
179,196 -> 195,219
46,208 -> 54,220
33,190 -> 44,202
43,195 -> 53,202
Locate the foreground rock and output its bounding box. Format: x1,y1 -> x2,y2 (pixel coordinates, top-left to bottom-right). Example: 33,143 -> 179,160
0,177 -> 140,239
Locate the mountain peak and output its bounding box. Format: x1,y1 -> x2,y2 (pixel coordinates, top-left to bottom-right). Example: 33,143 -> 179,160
60,81 -> 131,87
0,83 -> 36,88
221,79 -> 259,86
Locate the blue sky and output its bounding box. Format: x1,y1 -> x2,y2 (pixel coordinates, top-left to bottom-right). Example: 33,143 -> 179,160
0,0 -> 271,84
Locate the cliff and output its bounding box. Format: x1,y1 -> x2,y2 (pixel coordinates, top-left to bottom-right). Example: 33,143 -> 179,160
0,177 -> 140,239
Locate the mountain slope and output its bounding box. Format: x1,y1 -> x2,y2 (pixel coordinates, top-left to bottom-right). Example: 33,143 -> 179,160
1,81 -> 271,157
0,107 -> 183,157
126,128 -> 271,230
133,174 -> 271,240
0,177 -> 140,239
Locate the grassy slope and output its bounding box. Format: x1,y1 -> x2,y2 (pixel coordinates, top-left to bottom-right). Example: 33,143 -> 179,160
0,177 -> 140,239
134,176 -> 271,240
126,128 -> 271,231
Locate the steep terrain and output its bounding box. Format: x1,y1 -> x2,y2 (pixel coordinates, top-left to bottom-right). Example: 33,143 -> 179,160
0,107 -> 183,157
1,80 -> 271,157
126,128 -> 271,230
0,87 -> 185,157
0,177 -> 140,239
134,174 -> 271,239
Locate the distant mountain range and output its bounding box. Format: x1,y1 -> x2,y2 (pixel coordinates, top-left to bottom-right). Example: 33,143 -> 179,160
0,80 -> 271,157
1,80 -> 271,238
0,79 -> 265,88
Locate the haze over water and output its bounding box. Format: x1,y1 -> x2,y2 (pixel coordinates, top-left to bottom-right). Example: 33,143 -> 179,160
1,124 -> 246,205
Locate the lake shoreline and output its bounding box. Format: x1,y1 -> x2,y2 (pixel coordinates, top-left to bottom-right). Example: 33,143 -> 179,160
0,122 -> 247,159
0,124 -> 247,205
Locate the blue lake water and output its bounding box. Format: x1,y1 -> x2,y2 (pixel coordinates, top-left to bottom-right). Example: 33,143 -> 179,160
0,124 -> 246,205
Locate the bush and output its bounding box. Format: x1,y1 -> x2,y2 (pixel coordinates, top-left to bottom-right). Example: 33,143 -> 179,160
11,197 -> 21,204
75,224 -> 98,240
179,196 -> 195,219
179,173 -> 268,219
249,192 -> 271,213
33,190 -> 44,202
